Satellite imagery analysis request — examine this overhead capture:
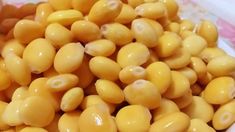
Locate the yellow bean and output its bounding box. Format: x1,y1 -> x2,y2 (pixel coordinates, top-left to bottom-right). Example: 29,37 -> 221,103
152,98 -> 180,121
178,67 -> 198,85
159,0 -> 179,19
19,96 -> 55,127
47,10 -> 83,26
0,58 -> 7,71
207,55 -> 235,77
4,53 -> 31,86
89,56 -> 121,81
197,20 -> 218,46
54,43 -> 84,73
180,19 -> 195,31
58,111 -> 81,132
115,4 -> 137,24
73,55 -> 95,88
1,40 -> 25,58
163,48 -> 191,69
72,0 -> 98,14
172,89 -> 193,109
124,79 -> 161,109
155,32 -> 182,58
48,0 -> 72,10
135,2 -> 166,20
163,71 -> 190,99
28,78 -> 61,111
203,77 -> 235,104
20,127 -> 48,132
23,38 -> 55,74
127,0 -> 144,8
188,119 -> 216,132
199,47 -> 226,63
142,49 -> 159,67
182,96 -> 214,123
60,87 -> 84,112
45,23 -> 73,48
3,82 -> 20,100
88,0 -> 123,25
0,18 -> 19,34
15,124 -> 27,132
141,18 -> 164,36
117,42 -> 150,68
13,20 -> 44,44
95,79 -> 124,104
131,18 -> 158,47
119,65 -> 146,84
0,69 -> 11,91
165,22 -> 180,34
0,101 -> 9,130
116,105 -> 151,132
71,20 -> 101,43
149,112 -> 190,132
46,74 -> 79,92
11,87 -> 28,101
2,100 -> 23,126
189,57 -> 207,78
182,35 -> 207,56
85,39 -> 116,57
35,3 -> 54,26
146,62 -> 171,94
212,100 -> 235,130
101,23 -> 133,46
80,95 -> 115,113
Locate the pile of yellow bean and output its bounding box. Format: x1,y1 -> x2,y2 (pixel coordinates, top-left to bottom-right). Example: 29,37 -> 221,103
0,0 -> 235,131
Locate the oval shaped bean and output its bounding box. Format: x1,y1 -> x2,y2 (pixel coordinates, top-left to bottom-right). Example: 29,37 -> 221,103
46,74 -> 79,92
163,71 -> 190,99
117,42 -> 150,68
23,38 -> 55,74
155,32 -> 182,58
13,20 -> 44,44
207,55 -> 235,77
2,100 -> 23,126
54,43 -> 84,73
131,18 -> 158,47
212,100 -> 235,130
141,18 -> 164,37
178,67 -> 198,85
95,79 -> 124,104
188,57 -> 207,78
20,127 -> 48,132
149,112 -> 190,132
203,77 -> 235,104
16,3 -> 36,19
182,35 -> 207,56
119,65 -> 146,84
152,98 -> 179,121
180,19 -> 195,31
159,0 -> 178,18
165,22 -> 180,34
124,79 -> 161,109
116,105 -> 151,132
101,23 -> 133,46
199,47 -> 226,63
11,86 -> 28,101
188,119 -> 216,132
172,89 -> 193,109
35,3 -> 54,26
1,40 -> 24,58
163,48 -> 191,69
0,18 -> 19,34
28,78 -> 61,111
72,0 -> 98,14
146,62 -> 171,94
71,20 -> 101,43
47,10 -> 83,26
19,96 -> 55,127
197,20 -> 218,46
58,111 -> 81,132
0,101 -> 9,130
85,39 -> 116,57
60,87 -> 84,112
115,4 -> 137,24
79,105 -> 117,132
135,2 -> 166,20
0,69 -> 11,91
45,23 -> 73,48
182,96 -> 214,123
48,0 -> 72,10
89,56 -> 121,81
88,0 -> 123,25
4,53 -> 31,86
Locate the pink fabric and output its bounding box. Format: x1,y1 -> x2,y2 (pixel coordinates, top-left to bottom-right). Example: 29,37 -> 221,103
217,19 -> 235,46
